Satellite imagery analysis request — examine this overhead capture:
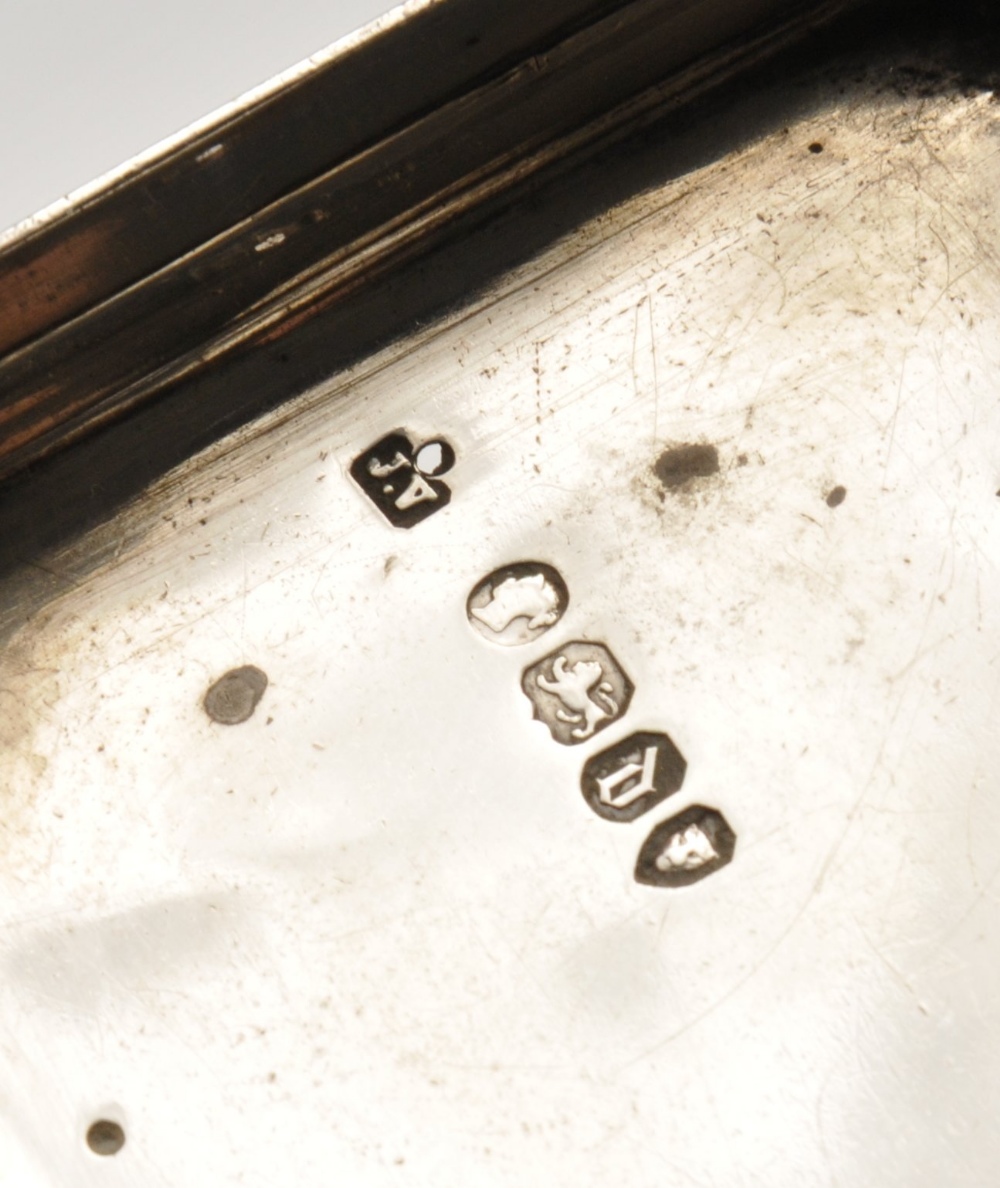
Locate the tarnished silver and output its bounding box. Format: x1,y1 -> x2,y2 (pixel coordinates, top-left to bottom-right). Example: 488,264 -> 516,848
0,20 -> 999,1188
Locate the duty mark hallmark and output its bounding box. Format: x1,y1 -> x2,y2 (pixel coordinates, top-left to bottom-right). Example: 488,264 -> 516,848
467,562 -> 569,645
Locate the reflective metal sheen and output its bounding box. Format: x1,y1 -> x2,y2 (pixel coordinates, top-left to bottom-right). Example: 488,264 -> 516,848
1,54 -> 999,1188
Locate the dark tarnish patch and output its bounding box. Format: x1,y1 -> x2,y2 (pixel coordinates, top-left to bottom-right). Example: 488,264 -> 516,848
826,484 -> 847,508
653,443 -> 720,491
203,665 -> 268,725
86,1120 -> 126,1156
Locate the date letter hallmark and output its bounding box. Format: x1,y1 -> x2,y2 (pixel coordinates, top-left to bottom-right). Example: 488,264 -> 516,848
581,730 -> 686,822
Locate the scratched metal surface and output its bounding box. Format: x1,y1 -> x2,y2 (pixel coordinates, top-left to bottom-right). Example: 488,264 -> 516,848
1,71 -> 999,1187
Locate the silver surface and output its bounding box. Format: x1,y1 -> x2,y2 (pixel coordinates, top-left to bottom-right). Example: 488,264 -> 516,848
2,80 -> 1000,1186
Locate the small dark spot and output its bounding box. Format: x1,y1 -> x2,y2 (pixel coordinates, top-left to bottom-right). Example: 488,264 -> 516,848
808,141 -> 824,153
87,1120 -> 125,1156
465,34 -> 481,47
653,443 -> 720,490
826,485 -> 847,508
203,666 -> 268,725
736,453 -> 748,467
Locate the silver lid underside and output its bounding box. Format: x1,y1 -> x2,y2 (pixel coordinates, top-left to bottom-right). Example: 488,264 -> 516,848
1,53 -> 998,1188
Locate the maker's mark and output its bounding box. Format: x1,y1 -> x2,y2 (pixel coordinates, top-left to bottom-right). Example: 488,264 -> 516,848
350,430 -> 456,528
